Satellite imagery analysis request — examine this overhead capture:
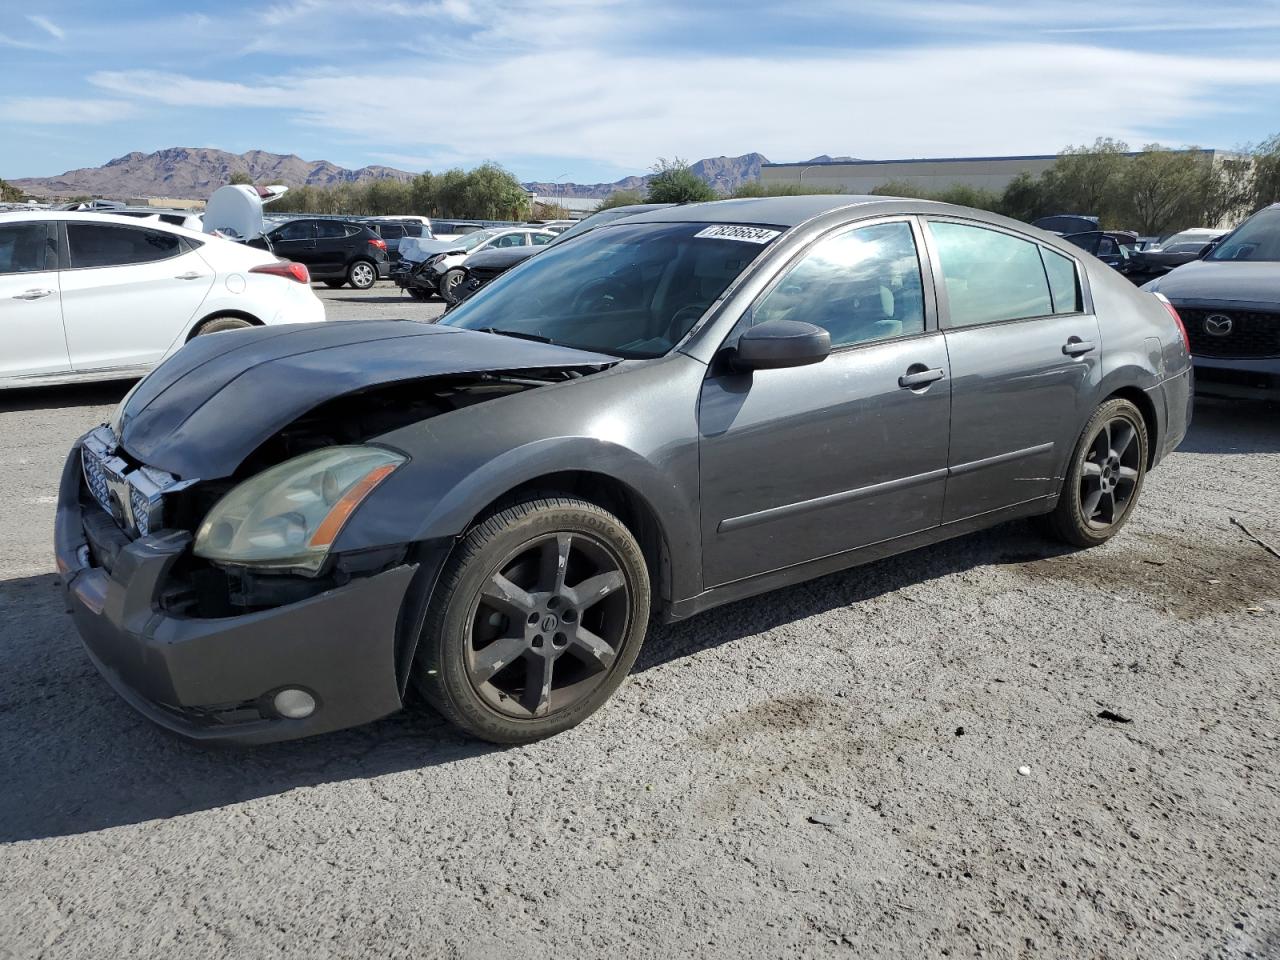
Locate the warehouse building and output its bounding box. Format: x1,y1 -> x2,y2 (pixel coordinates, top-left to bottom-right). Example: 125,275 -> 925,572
761,150 -> 1225,195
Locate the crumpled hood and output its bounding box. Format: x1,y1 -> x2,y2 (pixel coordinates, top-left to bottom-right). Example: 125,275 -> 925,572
1149,259 -> 1280,304
114,320 -> 616,479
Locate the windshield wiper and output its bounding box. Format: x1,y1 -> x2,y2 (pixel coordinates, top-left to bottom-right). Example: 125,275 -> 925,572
479,327 -> 554,344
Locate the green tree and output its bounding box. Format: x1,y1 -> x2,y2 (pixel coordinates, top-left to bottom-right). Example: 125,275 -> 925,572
0,178 -> 24,202
531,200 -> 570,220
1250,134 -> 1280,211
1119,145 -> 1208,235
595,189 -> 647,211
868,179 -> 934,200
646,158 -> 716,204
227,171 -> 254,186
1038,138 -> 1130,225
997,172 -> 1052,223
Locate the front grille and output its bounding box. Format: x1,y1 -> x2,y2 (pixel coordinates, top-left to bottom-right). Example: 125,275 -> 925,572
1178,308 -> 1280,358
81,443 -> 112,512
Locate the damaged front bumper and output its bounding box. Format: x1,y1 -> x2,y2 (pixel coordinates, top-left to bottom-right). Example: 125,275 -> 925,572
55,443 -> 418,744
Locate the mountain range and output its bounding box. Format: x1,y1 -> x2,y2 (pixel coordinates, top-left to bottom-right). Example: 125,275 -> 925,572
10,148 -> 857,201
11,147 -> 415,199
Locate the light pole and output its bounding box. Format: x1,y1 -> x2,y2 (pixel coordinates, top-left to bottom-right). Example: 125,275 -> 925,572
797,164 -> 818,184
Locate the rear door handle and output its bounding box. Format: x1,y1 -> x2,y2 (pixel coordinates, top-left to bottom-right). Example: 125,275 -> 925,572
1062,338 -> 1097,356
12,288 -> 54,300
898,366 -> 946,389
174,271 -> 206,280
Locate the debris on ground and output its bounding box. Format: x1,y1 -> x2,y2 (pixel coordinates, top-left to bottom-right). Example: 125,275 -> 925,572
1097,710 -> 1133,724
1231,516 -> 1280,561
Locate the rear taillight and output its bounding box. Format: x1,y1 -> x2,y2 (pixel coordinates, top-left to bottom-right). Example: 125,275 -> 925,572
1153,292 -> 1190,354
250,261 -> 310,284
369,237 -> 387,250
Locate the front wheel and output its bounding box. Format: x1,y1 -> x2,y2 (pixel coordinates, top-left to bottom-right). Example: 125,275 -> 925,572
1040,398 -> 1148,547
347,260 -> 377,290
438,268 -> 466,304
413,497 -> 650,743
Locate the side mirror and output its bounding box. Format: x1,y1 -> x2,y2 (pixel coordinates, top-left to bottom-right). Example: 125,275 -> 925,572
732,319 -> 831,371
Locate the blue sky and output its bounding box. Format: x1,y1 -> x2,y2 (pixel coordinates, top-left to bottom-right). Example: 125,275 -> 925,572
4,0 -> 1280,185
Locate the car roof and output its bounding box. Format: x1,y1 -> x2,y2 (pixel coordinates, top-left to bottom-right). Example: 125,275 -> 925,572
614,195 -> 886,228
0,209 -> 209,240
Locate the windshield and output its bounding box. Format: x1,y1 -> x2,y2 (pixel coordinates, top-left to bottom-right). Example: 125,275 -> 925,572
1208,207 -> 1280,262
439,221 -> 779,358
456,230 -> 496,251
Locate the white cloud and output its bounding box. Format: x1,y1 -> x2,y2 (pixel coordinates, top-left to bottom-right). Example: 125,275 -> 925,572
0,97 -> 137,125
26,15 -> 65,41
86,42 -> 1280,170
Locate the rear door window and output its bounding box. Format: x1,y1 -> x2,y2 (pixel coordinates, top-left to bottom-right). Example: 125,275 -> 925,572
928,221 -> 1054,327
316,221 -> 349,239
0,222 -> 52,274
66,223 -> 184,269
531,232 -> 554,245
494,233 -> 527,248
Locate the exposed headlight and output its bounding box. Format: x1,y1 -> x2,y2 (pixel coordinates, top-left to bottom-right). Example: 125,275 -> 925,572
193,446 -> 405,573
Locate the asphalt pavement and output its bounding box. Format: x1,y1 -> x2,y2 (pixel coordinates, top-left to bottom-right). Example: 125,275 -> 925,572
1,283 -> 1277,959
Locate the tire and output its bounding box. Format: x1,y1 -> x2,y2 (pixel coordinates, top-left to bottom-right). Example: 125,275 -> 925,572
413,497 -> 650,744
438,268 -> 466,304
405,287 -> 429,302
1040,398 -> 1149,548
193,316 -> 254,337
323,280 -> 345,289
347,260 -> 377,290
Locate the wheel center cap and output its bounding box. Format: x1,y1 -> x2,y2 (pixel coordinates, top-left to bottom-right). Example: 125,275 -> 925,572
540,614 -> 560,632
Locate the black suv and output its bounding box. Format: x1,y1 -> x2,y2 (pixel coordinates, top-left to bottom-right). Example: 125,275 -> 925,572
262,218 -> 389,289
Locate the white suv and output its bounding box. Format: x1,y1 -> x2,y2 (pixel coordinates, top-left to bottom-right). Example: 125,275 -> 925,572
0,212 -> 326,388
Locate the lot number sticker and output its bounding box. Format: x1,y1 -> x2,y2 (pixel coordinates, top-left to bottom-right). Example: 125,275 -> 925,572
694,225 -> 781,244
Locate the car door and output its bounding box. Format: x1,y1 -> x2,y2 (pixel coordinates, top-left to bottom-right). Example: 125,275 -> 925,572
923,218 -> 1101,521
0,221 -> 69,378
699,218 -> 951,587
59,220 -> 216,371
313,221 -> 355,275
268,219 -> 318,271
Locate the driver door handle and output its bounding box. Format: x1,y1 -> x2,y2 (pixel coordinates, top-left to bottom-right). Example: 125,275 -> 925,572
1062,337 -> 1097,356
174,271 -> 206,280
12,288 -> 54,300
898,367 -> 946,389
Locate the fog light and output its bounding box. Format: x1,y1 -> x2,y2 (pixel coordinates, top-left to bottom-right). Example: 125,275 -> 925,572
273,688 -> 316,719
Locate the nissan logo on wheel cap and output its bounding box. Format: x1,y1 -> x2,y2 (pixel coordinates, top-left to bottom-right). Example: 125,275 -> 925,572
1204,314 -> 1233,336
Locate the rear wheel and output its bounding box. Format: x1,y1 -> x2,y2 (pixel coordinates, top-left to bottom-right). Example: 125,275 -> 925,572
347,260 -> 377,290
193,315 -> 254,337
414,497 -> 650,743
1040,398 -> 1148,547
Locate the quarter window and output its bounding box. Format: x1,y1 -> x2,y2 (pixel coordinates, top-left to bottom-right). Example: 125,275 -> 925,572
929,221 -> 1054,327
753,220 -> 926,348
1041,247 -> 1081,314
0,222 -> 51,274
67,223 -> 183,269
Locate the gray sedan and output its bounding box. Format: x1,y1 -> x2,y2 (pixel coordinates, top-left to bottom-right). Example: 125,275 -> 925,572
56,196 -> 1192,745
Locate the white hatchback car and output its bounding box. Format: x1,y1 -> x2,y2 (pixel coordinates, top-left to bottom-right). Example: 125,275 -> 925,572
0,212 -> 326,389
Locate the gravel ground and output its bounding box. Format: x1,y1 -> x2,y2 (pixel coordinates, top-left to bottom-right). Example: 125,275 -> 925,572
1,284 -> 1278,959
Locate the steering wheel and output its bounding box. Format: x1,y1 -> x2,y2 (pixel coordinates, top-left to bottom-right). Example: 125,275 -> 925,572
666,304 -> 707,342
571,278 -> 616,313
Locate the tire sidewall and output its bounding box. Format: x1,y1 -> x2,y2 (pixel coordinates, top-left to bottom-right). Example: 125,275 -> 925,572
420,500 -> 650,743
440,269 -> 464,304
1060,399 -> 1148,545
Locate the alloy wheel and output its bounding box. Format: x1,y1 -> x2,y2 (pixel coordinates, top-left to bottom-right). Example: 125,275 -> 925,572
464,532 -> 631,719
351,262 -> 375,288
1078,415 -> 1141,529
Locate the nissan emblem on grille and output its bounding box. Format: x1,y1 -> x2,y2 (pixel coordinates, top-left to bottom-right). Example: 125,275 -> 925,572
1204,314 -> 1233,337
